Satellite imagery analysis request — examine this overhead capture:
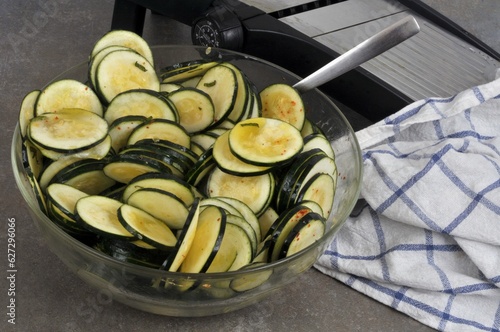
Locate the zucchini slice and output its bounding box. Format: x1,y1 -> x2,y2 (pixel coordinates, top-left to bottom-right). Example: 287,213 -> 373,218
122,172 -> 195,206
220,63 -> 249,124
161,61 -> 219,83
216,196 -> 262,244
108,115 -> 148,153
127,118 -> 190,149
46,183 -> 88,213
75,195 -> 134,240
212,131 -> 272,176
50,159 -> 116,195
117,204 -> 177,250
184,147 -> 216,187
39,156 -> 89,191
104,89 -> 178,125
126,188 -> 190,230
94,237 -> 167,269
281,212 -> 326,259
161,198 -> 201,272
195,64 -> 237,126
303,133 -> 335,160
35,79 -> 103,117
226,214 -> 258,257
180,205 -> 226,273
167,87 -> 215,133
296,173 -> 336,219
89,45 -> 131,89
21,140 -> 44,180
19,90 -> 40,138
90,29 -> 154,66
230,262 -> 273,292
267,205 -> 314,262
207,167 -> 274,217
103,153 -> 171,184
260,83 -> 305,131
96,49 -> 159,104
28,108 -> 109,154
228,117 -> 303,167
160,82 -> 182,93
208,223 -> 253,272
257,207 -> 279,241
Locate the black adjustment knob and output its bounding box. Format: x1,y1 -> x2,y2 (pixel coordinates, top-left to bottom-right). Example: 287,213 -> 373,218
191,6 -> 244,51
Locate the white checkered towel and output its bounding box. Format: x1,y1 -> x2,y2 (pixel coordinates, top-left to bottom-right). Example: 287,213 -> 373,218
316,70 -> 500,331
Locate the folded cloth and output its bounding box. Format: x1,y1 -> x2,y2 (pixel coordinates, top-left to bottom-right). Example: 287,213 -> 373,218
315,70 -> 500,332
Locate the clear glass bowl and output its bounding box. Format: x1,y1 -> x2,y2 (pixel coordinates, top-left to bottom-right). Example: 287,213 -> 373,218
11,45 -> 362,317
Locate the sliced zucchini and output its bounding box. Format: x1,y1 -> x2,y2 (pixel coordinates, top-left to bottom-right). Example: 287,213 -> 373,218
296,173 -> 336,219
46,183 -> 89,218
180,205 -> 226,273
207,167 -> 274,217
75,195 -> 134,240
108,115 -> 148,153
122,172 -> 195,206
195,64 -> 237,126
21,140 -> 44,180
127,118 -> 190,148
190,132 -> 217,151
19,90 -> 40,138
117,146 -> 188,178
50,159 -> 116,195
184,147 -> 216,187
135,139 -> 199,165
289,154 -> 337,209
220,63 -> 249,124
28,108 -> 108,154
161,61 -> 219,83
228,117 -> 303,167
26,171 -> 47,214
161,198 -> 200,272
216,196 -> 262,244
103,153 -> 171,184
230,262 -> 273,292
200,197 -> 243,217
89,45 -> 131,89
39,156 -> 89,192
117,204 -> 177,250
267,205 -> 314,262
281,212 -> 326,259
260,83 -> 305,131
96,49 -> 159,104
303,133 -> 335,160
212,131 -> 272,176
126,188 -> 190,230
35,79 -> 103,117
104,89 -> 178,125
208,223 -> 252,272
160,82 -> 182,93
226,214 -> 258,257
167,87 -> 215,133
94,237 -> 167,269
90,29 -> 154,66
257,207 -> 278,241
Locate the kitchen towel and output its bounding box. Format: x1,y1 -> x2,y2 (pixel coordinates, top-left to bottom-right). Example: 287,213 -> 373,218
315,69 -> 500,331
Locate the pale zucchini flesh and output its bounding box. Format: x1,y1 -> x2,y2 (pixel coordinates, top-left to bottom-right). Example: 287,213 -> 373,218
260,83 -> 305,131
28,108 -> 109,153
75,195 -> 134,239
118,203 -> 177,250
126,188 -> 189,230
228,117 -> 303,166
96,49 -> 159,104
180,206 -> 226,273
35,79 -> 103,117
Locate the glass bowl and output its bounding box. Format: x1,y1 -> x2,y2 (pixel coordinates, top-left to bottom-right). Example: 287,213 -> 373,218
11,45 -> 362,317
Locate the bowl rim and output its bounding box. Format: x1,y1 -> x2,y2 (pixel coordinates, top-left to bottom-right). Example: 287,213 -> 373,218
11,44 -> 363,279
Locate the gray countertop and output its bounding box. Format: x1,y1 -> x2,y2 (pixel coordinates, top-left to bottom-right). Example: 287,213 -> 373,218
6,1 -> 494,330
